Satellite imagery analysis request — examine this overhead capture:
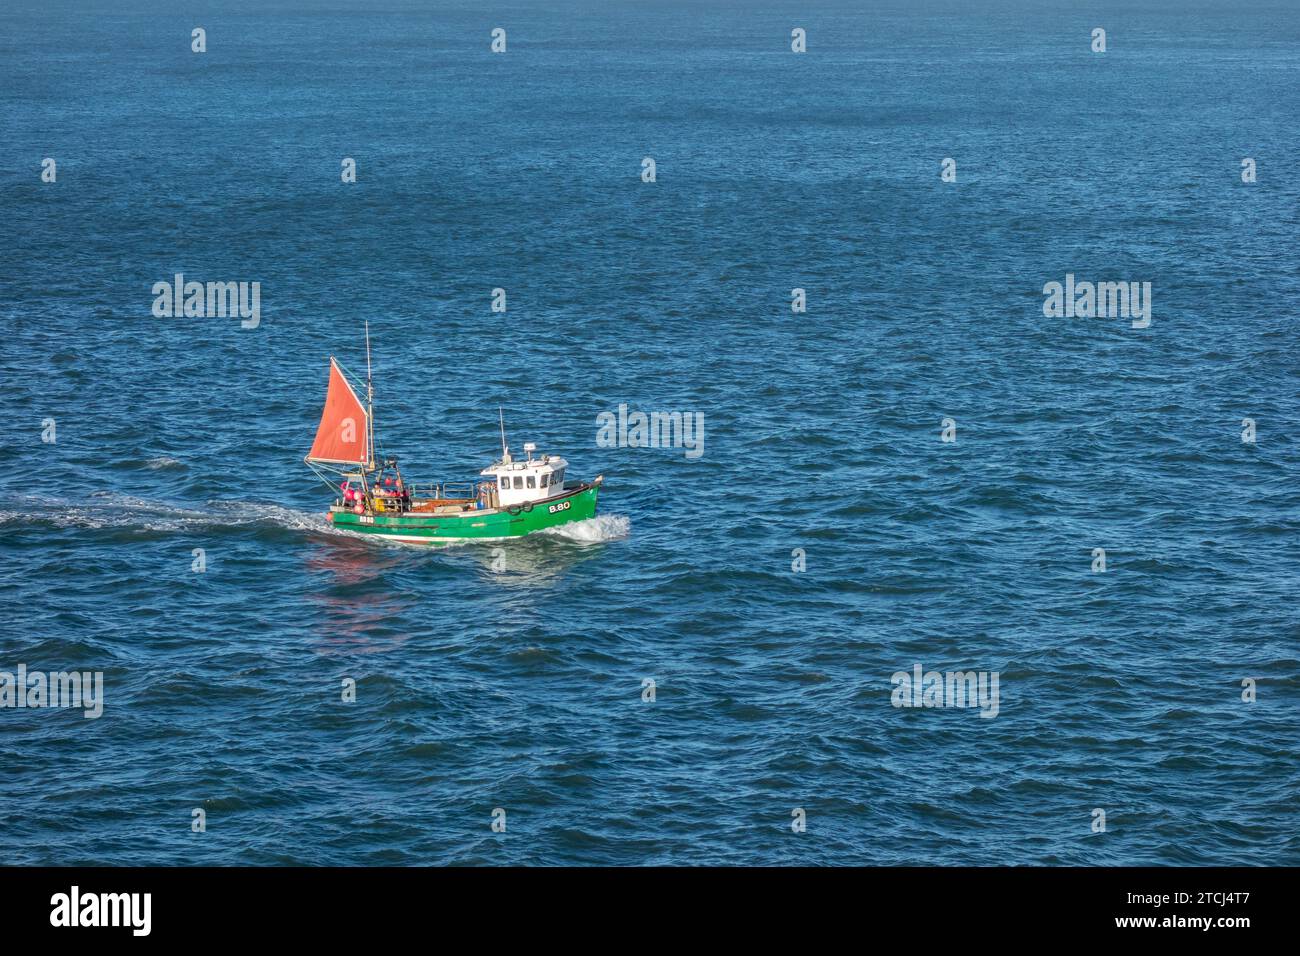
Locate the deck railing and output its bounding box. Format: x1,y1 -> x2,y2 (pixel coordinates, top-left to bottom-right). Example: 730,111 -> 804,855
406,481 -> 479,501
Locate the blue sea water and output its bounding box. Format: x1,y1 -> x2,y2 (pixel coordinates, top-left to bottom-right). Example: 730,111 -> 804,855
1,0 -> 1298,865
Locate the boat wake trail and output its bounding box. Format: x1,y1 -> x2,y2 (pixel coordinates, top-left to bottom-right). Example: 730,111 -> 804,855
538,514 -> 631,544
1,492 -> 334,537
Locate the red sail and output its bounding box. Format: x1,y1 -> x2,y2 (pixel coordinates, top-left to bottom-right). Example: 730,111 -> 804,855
306,359 -> 369,465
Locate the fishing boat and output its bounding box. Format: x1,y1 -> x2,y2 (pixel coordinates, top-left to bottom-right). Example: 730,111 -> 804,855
304,330 -> 603,544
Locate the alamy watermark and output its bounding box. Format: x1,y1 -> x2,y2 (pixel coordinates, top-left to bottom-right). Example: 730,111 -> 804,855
0,664 -> 104,719
597,403 -> 704,459
50,886 -> 150,936
1042,274 -> 1151,328
891,663 -> 1000,718
152,273 -> 261,328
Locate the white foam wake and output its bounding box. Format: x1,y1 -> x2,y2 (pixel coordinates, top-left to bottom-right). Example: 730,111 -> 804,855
2,492 -> 332,535
144,456 -> 185,470
540,513 -> 631,544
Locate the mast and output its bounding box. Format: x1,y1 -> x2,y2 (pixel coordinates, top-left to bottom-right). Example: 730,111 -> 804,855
365,320 -> 375,471
498,405 -> 509,460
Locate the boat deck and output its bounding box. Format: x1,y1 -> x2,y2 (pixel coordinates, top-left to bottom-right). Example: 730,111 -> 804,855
405,498 -> 476,514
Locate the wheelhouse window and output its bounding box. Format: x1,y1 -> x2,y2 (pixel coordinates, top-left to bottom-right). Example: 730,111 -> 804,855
513,476 -> 523,489
526,475 -> 536,489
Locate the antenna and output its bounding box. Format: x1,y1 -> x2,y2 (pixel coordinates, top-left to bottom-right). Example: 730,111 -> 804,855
365,320 -> 375,470
498,405 -> 509,459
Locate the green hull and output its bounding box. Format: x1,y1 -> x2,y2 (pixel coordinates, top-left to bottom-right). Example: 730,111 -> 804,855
328,483 -> 599,544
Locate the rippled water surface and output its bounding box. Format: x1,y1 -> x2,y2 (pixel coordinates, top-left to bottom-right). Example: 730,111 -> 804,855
2,0 -> 1298,865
